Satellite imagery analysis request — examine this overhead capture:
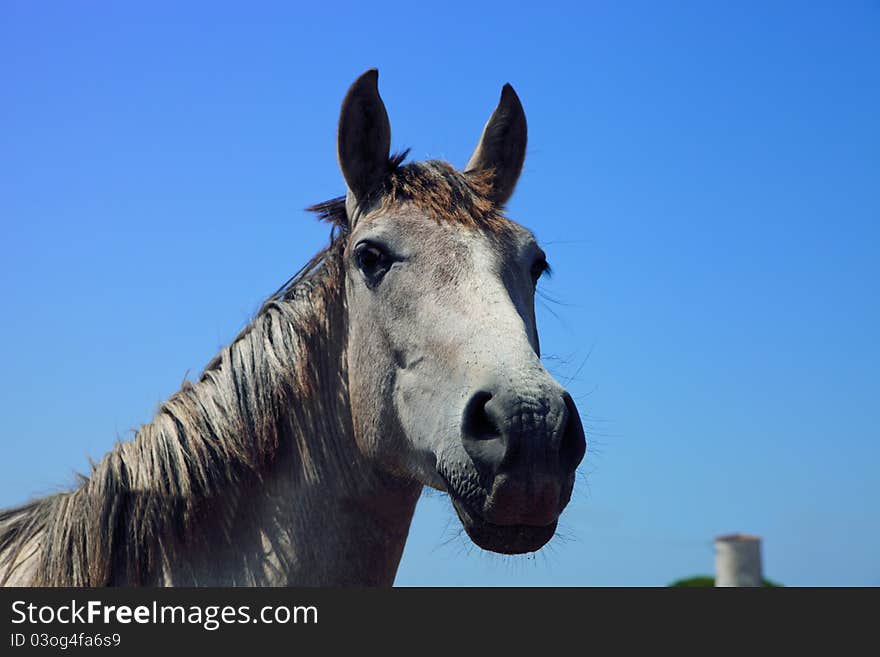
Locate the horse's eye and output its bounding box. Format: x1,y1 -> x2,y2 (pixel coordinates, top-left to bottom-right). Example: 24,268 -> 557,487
354,242 -> 393,287
530,257 -> 551,285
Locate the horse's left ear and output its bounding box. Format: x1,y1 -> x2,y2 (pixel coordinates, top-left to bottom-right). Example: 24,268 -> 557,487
465,84 -> 528,206
337,68 -> 392,209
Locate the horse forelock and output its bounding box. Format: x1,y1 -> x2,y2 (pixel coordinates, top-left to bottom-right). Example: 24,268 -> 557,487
308,156 -> 514,235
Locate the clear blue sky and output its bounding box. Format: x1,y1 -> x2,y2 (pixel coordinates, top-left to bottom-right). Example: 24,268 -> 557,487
1,2 -> 877,586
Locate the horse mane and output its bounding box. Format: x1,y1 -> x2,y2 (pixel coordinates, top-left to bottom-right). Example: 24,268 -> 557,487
0,154 -> 505,586
0,217 -> 348,586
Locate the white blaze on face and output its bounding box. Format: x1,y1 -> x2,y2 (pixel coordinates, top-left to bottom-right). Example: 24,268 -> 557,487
345,205 -> 563,491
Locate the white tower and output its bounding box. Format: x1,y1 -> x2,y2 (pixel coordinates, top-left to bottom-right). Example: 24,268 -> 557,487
714,534 -> 763,587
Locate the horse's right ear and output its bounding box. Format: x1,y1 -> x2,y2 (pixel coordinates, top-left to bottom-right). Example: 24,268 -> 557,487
337,69 -> 392,209
465,84 -> 527,206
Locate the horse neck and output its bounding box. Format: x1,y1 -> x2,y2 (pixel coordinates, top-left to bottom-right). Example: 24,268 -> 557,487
160,250 -> 422,586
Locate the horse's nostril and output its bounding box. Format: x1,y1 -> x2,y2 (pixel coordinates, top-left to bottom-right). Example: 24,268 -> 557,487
462,388 -> 585,478
461,391 -> 507,475
463,391 -> 501,440
559,393 -> 587,472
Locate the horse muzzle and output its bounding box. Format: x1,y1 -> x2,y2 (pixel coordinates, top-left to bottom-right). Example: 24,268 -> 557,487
444,381 -> 586,554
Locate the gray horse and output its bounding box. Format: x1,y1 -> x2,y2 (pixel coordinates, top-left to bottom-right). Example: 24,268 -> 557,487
0,70 -> 586,586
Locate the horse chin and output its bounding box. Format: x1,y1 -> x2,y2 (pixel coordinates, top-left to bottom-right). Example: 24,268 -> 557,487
450,497 -> 558,555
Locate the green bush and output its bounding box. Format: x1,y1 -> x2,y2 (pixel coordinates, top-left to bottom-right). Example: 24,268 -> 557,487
668,575 -> 782,587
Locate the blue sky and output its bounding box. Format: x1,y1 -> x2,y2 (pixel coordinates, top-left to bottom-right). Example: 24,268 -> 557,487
1,2 -> 877,586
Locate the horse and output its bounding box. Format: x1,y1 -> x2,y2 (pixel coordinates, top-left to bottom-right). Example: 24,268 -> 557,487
0,69 -> 586,586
